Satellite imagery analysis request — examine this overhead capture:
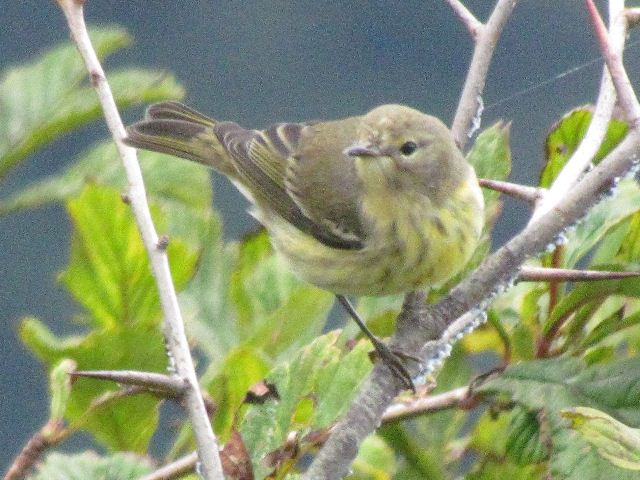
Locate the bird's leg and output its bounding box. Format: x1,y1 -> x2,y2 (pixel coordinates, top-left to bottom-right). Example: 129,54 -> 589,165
335,294 -> 420,392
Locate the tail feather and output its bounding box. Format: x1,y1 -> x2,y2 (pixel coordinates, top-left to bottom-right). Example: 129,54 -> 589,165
145,101 -> 217,127
124,103 -> 236,177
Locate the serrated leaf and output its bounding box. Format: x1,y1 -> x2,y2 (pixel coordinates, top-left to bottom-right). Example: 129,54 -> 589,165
208,347 -> 270,439
480,358 -> 640,480
562,406 -> 640,471
550,410 -> 639,480
245,285 -> 334,359
0,26 -> 183,180
27,451 -> 151,480
505,408 -> 548,465
562,179 -> 640,268
478,357 -> 640,425
20,318 -> 165,451
230,230 -> 333,357
181,230 -> 238,361
313,340 -> 371,427
540,107 -> 628,188
0,143 -> 213,246
240,332 -> 371,478
60,185 -> 198,328
230,231 -> 296,330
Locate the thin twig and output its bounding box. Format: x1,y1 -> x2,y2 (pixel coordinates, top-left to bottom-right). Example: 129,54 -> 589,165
518,266 -> 640,282
3,421 -> 68,480
141,452 -> 199,480
627,7 -> 640,27
587,0 -> 640,123
72,370 -> 186,396
479,178 -> 544,203
381,386 -> 469,423
531,0 -> 625,221
445,0 -> 482,39
450,0 -> 519,148
54,1 -> 223,478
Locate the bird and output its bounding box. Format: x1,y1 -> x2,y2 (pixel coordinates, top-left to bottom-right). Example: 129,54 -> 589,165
125,101 -> 484,388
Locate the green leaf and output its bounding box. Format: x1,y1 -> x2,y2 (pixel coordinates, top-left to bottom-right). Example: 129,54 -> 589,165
27,451 -> 151,480
230,231 -> 333,358
60,185 -> 198,329
230,231 -> 298,328
20,318 -> 166,452
479,358 -> 640,479
505,408 -> 548,465
562,406 -> 640,471
466,121 -> 512,218
479,357 -> 640,424
580,308 -> 640,350
543,269 -> 640,336
245,286 -> 334,359
48,358 -> 76,422
240,332 -> 371,478
0,26 -> 183,181
467,410 -> 547,480
540,107 -> 628,188
348,435 -> 396,479
562,179 -> 640,268
617,212 -> 640,262
208,347 -> 270,439
550,410 -> 639,480
0,143 -> 213,246
180,226 -> 238,361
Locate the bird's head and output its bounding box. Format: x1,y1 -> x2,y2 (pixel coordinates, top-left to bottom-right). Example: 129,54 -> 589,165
344,104 -> 467,200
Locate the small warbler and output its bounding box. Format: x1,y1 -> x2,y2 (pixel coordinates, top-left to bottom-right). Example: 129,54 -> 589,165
125,102 -> 484,387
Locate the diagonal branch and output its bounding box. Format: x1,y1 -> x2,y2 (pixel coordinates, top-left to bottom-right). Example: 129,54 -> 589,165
54,1 -> 224,479
445,0 -> 482,38
450,0 -> 519,148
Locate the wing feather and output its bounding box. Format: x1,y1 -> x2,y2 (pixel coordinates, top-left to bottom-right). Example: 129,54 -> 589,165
214,121 -> 364,250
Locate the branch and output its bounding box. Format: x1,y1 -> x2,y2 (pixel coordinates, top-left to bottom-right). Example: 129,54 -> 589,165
54,2 -> 223,478
479,178 -> 544,203
381,386 -> 469,423
445,0 -> 482,38
140,453 -> 198,480
450,0 -> 519,148
587,0 -> 640,123
531,0 -> 626,221
518,266 -> 640,282
72,370 -> 186,396
304,2 -> 640,477
3,421 -> 68,480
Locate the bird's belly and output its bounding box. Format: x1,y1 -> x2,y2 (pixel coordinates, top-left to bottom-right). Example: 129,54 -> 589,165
266,199 -> 482,296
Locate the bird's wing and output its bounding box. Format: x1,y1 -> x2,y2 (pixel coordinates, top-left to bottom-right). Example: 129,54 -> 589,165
285,119 -> 367,244
215,121 -> 364,250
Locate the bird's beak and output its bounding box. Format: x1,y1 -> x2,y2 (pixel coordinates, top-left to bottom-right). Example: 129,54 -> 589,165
344,143 -> 381,157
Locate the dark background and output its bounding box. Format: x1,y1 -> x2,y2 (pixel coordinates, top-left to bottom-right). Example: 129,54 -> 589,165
2,0 -> 637,469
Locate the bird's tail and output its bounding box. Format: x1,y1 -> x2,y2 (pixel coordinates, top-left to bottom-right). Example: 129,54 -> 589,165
124,101 -> 236,177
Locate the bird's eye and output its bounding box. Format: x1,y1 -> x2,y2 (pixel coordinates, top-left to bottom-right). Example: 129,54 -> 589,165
399,141 -> 418,156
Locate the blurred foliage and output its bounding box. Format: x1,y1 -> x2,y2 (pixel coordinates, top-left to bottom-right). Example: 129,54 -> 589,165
3,29 -> 640,480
